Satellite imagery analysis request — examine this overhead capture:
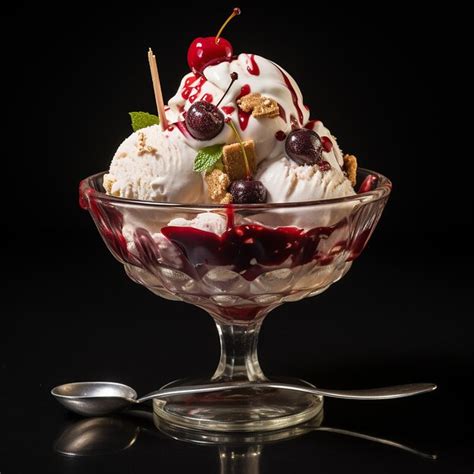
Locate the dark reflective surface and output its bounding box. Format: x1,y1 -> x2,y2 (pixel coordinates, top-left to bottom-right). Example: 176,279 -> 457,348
3,385 -> 473,473
50,407 -> 442,472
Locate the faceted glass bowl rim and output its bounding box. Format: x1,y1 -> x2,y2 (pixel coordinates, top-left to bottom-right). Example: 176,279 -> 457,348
80,167 -> 391,210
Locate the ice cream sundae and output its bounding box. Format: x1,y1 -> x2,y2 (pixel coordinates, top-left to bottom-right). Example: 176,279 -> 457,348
79,8 -> 391,432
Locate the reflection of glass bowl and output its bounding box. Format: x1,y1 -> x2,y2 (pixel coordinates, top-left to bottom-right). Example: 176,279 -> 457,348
79,168 -> 391,432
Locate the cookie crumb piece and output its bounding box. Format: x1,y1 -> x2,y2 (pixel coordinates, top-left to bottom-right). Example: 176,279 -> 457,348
103,173 -> 118,195
237,93 -> 279,118
137,131 -> 157,155
219,192 -> 233,204
205,168 -> 233,204
343,154 -> 358,186
222,140 -> 257,181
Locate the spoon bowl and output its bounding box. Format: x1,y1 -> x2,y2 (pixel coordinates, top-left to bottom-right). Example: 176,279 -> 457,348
52,382 -> 138,416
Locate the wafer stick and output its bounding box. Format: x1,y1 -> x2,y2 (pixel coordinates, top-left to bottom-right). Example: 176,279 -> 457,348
148,48 -> 168,131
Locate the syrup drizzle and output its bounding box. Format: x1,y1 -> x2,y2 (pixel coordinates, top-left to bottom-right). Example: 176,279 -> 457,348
304,120 -> 320,130
181,74 -> 198,100
201,93 -> 213,103
221,105 -> 235,115
358,174 -> 379,193
321,136 -> 333,152
278,104 -> 287,122
278,68 -> 304,125
182,75 -> 207,103
247,54 -> 260,76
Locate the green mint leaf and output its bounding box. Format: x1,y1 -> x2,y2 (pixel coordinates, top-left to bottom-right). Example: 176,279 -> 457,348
193,144 -> 224,172
129,111 -> 160,132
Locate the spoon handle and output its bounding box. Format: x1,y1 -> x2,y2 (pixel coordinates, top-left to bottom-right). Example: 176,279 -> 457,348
137,382 -> 436,403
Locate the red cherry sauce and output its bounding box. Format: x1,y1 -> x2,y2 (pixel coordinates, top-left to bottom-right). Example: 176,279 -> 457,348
304,120 -> 320,130
181,74 -> 199,100
161,205 -> 353,282
278,68 -> 304,125
236,84 -> 251,131
318,161 -> 331,172
201,93 -> 213,103
358,174 -> 379,193
188,76 -> 207,103
290,115 -> 299,130
321,136 -> 333,152
247,54 -> 260,75
275,130 -> 286,141
221,105 -> 235,115
278,104 -> 287,122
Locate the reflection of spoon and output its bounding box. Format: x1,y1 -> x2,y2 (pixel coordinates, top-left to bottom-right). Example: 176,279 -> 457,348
54,409 -> 437,462
54,416 -> 140,456
314,427 -> 437,461
51,381 -> 437,416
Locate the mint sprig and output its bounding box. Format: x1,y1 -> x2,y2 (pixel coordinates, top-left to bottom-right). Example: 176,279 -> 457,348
193,144 -> 224,172
129,111 -> 160,132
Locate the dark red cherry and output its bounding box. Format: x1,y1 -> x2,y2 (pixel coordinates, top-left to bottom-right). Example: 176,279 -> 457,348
187,37 -> 233,74
185,101 -> 225,140
285,129 -> 323,166
229,179 -> 267,204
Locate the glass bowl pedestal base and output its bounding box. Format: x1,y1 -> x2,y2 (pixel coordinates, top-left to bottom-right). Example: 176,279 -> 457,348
153,318 -> 323,432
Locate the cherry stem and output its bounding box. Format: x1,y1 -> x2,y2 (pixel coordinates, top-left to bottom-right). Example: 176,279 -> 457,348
216,72 -> 239,107
227,120 -> 251,179
215,7 -> 241,44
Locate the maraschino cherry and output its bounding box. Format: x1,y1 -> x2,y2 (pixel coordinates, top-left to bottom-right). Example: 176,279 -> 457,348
187,8 -> 241,74
186,73 -> 239,140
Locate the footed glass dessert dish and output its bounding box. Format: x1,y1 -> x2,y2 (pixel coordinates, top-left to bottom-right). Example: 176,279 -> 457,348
80,168 -> 391,432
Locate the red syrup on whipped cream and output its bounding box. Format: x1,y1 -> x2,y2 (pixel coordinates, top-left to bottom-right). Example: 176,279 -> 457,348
278,68 -> 304,125
321,136 -> 333,152
246,54 -> 260,76
181,75 -> 207,103
221,105 -> 235,115
201,93 -> 213,103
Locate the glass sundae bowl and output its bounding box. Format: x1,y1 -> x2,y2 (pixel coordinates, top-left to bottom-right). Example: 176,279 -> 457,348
79,168 -> 391,432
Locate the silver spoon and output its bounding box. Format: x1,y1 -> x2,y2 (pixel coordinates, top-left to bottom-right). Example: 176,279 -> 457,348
51,381 -> 437,417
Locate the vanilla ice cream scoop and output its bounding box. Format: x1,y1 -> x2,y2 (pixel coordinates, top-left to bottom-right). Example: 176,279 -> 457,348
256,157 -> 354,203
256,120 -> 354,203
104,125 -> 205,203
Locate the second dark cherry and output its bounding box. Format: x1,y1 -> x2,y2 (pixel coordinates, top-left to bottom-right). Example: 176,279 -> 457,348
185,101 -> 225,140
230,179 -> 267,204
285,128 -> 323,166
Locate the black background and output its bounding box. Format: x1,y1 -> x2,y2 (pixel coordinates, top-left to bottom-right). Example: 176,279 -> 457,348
3,4 -> 473,473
